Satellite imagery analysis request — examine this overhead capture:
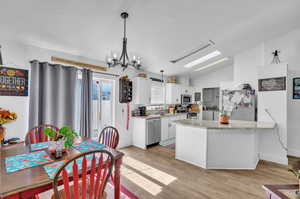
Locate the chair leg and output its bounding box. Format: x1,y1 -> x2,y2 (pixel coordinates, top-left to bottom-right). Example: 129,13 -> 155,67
33,195 -> 40,199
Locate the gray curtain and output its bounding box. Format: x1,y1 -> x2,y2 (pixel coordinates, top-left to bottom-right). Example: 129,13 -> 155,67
29,60 -> 78,129
80,69 -> 93,137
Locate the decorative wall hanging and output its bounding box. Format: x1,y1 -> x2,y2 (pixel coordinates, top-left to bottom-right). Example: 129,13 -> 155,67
293,78 -> 300,99
0,66 -> 28,96
271,50 -> 281,64
0,45 -> 3,65
258,77 -> 286,91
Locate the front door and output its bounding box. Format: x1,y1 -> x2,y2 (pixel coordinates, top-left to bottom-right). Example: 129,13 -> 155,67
91,77 -> 115,139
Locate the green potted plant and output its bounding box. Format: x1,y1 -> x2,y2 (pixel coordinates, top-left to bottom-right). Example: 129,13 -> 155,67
44,126 -> 79,151
288,168 -> 300,196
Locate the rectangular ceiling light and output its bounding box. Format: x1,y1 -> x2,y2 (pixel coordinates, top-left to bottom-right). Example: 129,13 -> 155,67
184,50 -> 221,68
194,57 -> 229,71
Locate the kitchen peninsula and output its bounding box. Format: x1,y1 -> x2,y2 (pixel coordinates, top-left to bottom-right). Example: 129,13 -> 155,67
174,120 -> 275,170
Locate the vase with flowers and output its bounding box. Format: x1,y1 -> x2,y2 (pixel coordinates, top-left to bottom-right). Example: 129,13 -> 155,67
0,108 -> 17,145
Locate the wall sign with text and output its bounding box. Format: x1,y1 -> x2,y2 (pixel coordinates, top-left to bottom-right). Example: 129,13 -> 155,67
0,66 -> 28,96
258,77 -> 286,92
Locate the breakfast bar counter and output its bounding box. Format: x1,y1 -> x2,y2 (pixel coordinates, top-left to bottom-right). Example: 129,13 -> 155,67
174,119 -> 275,170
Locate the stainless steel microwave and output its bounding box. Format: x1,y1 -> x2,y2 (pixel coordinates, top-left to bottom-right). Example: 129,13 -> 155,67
181,94 -> 192,104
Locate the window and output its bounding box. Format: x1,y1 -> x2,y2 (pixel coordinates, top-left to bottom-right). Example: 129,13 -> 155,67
151,81 -> 165,104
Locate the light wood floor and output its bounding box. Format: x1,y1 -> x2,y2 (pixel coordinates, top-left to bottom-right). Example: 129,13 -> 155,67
120,146 -> 300,199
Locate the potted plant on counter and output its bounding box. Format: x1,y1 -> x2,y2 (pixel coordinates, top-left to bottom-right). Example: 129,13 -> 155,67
219,109 -> 230,124
0,108 -> 17,146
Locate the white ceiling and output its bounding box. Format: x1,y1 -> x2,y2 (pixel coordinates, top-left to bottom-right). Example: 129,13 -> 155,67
1,0 -> 300,76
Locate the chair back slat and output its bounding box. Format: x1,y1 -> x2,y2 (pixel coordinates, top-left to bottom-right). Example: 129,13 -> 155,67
53,150 -> 114,199
25,124 -> 59,145
98,157 -> 108,198
99,126 -> 119,149
94,155 -> 104,198
35,129 -> 39,143
81,156 -> 87,199
62,169 -> 71,199
89,155 -> 96,199
72,160 -> 80,199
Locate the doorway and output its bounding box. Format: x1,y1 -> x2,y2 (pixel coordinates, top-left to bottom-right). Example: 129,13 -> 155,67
91,76 -> 115,139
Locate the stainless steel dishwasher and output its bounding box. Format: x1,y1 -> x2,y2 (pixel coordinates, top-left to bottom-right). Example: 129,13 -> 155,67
146,118 -> 161,146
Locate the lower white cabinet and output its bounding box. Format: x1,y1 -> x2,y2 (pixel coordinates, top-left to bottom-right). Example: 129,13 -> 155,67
132,117 -> 147,149
160,114 -> 186,146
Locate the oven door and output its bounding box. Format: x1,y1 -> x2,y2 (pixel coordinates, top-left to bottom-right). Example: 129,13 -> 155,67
181,95 -> 191,104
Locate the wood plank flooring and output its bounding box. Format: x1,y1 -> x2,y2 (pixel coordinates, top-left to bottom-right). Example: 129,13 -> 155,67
120,146 -> 299,199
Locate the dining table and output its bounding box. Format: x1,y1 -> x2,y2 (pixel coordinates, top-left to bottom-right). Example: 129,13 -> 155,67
0,137 -> 124,199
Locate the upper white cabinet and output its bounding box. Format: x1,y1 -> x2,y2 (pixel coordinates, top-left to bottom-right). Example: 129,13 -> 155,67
182,86 -> 192,95
133,77 -> 151,105
166,83 -> 195,104
151,81 -> 165,104
165,83 -> 182,104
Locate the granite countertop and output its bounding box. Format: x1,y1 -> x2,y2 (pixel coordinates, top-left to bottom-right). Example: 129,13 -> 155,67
173,119 -> 275,129
132,112 -> 187,119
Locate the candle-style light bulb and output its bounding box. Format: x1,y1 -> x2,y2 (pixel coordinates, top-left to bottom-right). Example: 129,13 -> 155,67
112,52 -> 118,59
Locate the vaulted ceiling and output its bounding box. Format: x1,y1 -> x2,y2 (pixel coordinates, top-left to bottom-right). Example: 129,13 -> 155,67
1,0 -> 300,76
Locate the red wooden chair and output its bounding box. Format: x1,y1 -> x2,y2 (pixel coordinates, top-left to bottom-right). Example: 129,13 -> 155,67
25,124 -> 59,145
52,150 -> 114,199
98,126 -> 119,149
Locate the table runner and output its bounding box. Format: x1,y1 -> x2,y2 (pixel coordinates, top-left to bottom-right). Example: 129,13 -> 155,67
30,141 -> 51,151
5,151 -> 53,173
73,140 -> 105,152
44,156 -> 95,179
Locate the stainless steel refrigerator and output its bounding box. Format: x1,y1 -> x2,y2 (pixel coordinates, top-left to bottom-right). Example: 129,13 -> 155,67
222,90 -> 256,121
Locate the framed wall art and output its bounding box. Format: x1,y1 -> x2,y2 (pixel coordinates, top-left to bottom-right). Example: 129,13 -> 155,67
293,78 -> 300,99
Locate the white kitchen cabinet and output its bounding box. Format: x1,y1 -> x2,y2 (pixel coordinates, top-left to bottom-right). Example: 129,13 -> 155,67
133,77 -> 151,105
160,117 -> 169,144
182,86 -> 193,95
160,114 -> 187,146
165,83 -> 182,104
132,117 -> 147,149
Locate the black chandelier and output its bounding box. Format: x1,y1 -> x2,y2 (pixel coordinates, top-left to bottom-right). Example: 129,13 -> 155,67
106,12 -> 141,71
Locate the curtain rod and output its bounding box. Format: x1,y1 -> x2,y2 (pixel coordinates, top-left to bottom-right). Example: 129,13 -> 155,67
50,56 -> 120,77
30,59 -> 120,78
51,56 -> 107,72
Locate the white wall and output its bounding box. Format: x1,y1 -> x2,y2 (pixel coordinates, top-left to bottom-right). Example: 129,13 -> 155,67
191,65 -> 234,90
262,28 -> 300,157
0,40 -> 161,148
233,28 -> 300,160
0,41 -> 30,140
233,44 -> 264,90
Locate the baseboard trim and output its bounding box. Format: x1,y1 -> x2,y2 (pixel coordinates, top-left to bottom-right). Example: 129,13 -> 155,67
259,153 -> 288,165
288,148 -> 300,158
